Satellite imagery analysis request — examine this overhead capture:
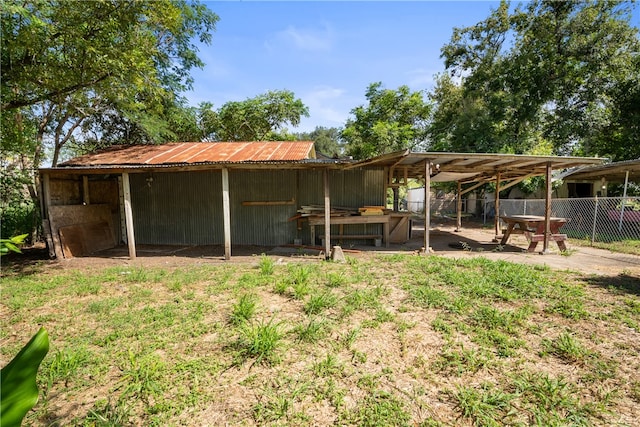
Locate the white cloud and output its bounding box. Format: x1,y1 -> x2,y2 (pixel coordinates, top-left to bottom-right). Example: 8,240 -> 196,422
405,68 -> 439,89
295,86 -> 355,131
268,24 -> 334,52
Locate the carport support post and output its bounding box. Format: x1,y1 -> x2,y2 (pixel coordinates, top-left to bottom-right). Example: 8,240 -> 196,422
543,162 -> 552,253
493,171 -> 501,241
455,181 -> 462,232
422,160 -> 431,254
222,167 -> 231,260
122,172 -> 136,259
323,168 -> 331,260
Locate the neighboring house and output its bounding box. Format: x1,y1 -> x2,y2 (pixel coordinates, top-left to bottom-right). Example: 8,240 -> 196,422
558,158 -> 640,198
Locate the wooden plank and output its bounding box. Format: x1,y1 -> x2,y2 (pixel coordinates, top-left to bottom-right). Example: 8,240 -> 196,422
281,244 -> 361,254
42,173 -> 62,259
42,219 -> 55,258
242,198 -> 295,206
329,234 -> 382,239
389,216 -> 409,243
308,215 -> 390,226
528,233 -> 567,243
59,221 -> 115,258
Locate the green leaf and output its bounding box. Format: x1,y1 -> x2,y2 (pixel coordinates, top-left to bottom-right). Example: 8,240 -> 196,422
1,328 -> 50,427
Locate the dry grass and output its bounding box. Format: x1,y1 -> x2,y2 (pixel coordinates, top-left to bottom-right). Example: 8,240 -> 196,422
1,254 -> 639,426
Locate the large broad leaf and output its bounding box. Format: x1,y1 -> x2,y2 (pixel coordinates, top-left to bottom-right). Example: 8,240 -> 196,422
0,234 -> 28,256
1,328 -> 49,427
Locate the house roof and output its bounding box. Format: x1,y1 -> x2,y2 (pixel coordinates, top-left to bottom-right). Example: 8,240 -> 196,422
345,150 -> 605,184
57,141 -> 317,167
562,158 -> 640,183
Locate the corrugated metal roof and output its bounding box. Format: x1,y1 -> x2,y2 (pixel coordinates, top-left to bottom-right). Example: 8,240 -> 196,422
562,158 -> 640,182
345,150 -> 605,184
58,141 -> 317,167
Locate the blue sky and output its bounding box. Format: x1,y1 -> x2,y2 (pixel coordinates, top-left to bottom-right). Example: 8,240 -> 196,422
185,1 -> 638,133
186,1 -> 503,132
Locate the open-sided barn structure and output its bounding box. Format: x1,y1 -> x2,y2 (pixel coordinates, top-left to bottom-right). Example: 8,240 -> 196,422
39,142 -> 604,259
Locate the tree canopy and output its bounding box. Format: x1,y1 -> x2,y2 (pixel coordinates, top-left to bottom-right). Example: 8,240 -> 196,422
431,0 -> 640,160
199,90 -> 309,141
342,82 -> 431,160
1,0 -> 218,166
295,127 -> 343,158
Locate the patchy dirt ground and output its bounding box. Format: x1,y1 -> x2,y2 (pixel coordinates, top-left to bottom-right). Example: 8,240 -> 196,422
4,220 -> 640,279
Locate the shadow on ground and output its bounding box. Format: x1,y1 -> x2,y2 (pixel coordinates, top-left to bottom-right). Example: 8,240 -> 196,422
583,273 -> 640,296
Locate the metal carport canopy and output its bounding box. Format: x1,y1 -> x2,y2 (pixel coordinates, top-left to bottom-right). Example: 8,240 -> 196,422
345,150 -> 604,183
346,150 -> 605,254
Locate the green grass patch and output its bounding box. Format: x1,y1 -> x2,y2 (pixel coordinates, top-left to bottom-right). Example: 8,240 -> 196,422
1,254 -> 635,426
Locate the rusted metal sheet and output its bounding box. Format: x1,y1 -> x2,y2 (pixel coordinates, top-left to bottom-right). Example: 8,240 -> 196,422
59,142 -> 316,167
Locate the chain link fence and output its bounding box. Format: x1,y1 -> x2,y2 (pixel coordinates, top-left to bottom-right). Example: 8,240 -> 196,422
407,195 -> 466,217
483,197 -> 640,243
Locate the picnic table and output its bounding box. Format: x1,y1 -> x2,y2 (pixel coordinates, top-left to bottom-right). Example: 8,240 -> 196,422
499,215 -> 568,252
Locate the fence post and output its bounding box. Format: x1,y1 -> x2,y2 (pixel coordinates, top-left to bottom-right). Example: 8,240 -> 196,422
618,170 -> 630,232
591,195 -> 599,245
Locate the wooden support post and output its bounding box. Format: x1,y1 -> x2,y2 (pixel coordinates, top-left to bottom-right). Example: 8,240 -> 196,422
493,171 -> 501,241
122,172 -> 137,259
323,168 -> 331,260
393,187 -> 399,211
82,175 -> 90,205
42,173 -> 60,259
222,167 -> 231,260
543,162 -> 552,253
456,181 -> 462,232
383,167 -> 389,208
423,160 -> 431,255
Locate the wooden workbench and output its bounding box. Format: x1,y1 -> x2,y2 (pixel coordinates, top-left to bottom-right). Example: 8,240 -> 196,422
308,215 -> 390,248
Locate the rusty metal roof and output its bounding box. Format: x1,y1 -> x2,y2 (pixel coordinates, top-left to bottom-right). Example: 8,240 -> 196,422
58,141 -> 317,167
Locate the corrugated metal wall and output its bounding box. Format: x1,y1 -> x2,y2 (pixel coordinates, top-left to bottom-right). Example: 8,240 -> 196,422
229,169 -> 298,245
129,168 -> 384,246
130,171 -> 222,245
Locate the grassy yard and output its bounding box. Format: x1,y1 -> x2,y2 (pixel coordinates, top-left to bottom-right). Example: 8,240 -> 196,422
590,239 -> 640,256
2,254 -> 640,426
